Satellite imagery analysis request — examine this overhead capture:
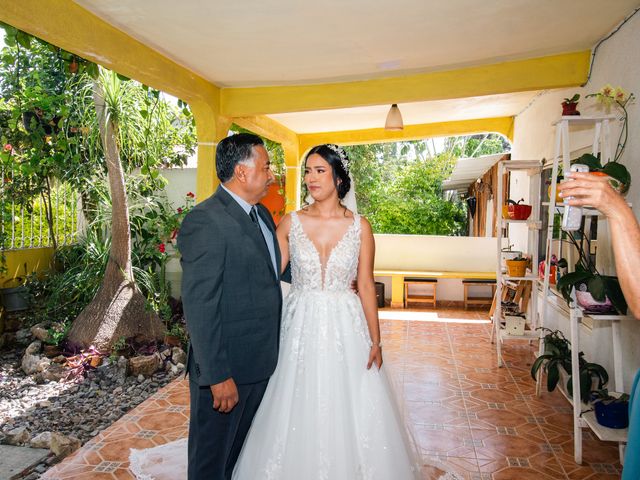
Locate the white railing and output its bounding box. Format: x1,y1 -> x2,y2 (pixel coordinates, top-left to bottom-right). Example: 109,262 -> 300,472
0,166 -> 79,250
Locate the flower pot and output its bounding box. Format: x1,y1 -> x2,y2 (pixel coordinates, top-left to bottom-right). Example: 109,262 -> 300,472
0,286 -> 29,312
562,102 -> 580,116
590,171 -> 629,196
507,203 -> 532,220
538,261 -> 557,285
505,260 -> 527,277
575,284 -> 615,313
547,184 -> 563,203
595,398 -> 629,429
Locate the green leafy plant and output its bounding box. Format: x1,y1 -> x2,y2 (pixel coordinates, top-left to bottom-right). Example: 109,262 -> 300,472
591,388 -> 629,405
563,93 -> 580,105
45,320 -> 71,346
530,328 -> 572,392
574,153 -> 630,194
109,336 -> 128,362
531,328 -> 609,399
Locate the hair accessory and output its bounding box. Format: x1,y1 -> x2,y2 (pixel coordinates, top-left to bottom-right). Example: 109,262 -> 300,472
325,144 -> 350,174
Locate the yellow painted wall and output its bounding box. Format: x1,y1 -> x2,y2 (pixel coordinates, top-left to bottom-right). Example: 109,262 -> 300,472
221,51 -> 591,116
1,247 -> 54,288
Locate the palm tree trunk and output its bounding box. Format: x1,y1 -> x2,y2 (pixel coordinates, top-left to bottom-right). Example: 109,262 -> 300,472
68,80 -> 164,351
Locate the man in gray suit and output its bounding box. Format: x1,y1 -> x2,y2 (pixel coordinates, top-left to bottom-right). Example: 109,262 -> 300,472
177,133 -> 282,480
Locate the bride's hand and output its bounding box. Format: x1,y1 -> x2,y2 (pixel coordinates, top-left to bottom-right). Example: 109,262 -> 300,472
367,345 -> 383,370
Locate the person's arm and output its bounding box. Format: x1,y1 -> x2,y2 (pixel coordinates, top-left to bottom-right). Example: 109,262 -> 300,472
356,217 -> 383,369
276,213 -> 291,274
559,172 -> 640,318
177,209 -> 238,412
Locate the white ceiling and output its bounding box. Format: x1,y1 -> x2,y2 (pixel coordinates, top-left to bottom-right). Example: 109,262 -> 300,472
74,0 -> 639,88
268,91 -> 540,133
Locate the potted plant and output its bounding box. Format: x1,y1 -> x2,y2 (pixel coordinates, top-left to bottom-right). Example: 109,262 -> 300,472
562,94 -> 580,116
0,276 -> 29,312
591,388 -> 630,429
531,328 -> 609,400
505,254 -> 528,277
573,153 -> 631,195
555,227 -> 627,315
531,328 -> 572,392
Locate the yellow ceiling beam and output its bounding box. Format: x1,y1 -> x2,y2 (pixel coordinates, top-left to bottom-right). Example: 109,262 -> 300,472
0,0 -> 219,109
232,116 -> 299,152
221,51 -> 590,117
298,116 -> 514,155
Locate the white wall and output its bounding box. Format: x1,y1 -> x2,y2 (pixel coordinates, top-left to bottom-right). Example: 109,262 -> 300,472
511,12 -> 640,391
159,167 -> 197,297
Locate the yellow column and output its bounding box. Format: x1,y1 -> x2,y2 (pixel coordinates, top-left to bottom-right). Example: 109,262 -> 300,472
191,102 -> 231,203
284,146 -> 301,213
390,274 -> 405,309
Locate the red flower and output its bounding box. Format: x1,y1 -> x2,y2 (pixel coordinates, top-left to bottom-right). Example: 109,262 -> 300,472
186,192 -> 195,198
3,144 -> 12,152
158,243 -> 166,253
177,207 -> 183,213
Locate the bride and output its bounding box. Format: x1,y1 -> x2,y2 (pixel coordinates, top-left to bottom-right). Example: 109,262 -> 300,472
131,144 -> 457,479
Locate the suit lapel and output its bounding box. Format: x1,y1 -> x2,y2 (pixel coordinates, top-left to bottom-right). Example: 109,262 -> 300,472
216,187 -> 277,280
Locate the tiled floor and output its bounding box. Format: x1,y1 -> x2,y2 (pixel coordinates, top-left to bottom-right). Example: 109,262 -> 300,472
42,307 -> 623,479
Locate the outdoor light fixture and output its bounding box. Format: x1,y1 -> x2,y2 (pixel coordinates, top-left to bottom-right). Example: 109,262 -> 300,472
384,104 -> 403,131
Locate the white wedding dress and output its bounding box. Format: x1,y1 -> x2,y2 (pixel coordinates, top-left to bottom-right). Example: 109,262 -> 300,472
130,211 -> 457,479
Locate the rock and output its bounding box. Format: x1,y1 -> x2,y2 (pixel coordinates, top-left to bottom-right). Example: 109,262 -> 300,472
30,323 -> 50,342
41,363 -> 67,382
115,356 -> 128,384
129,355 -> 160,377
15,328 -> 32,344
171,347 -> 187,366
50,432 -> 81,458
22,342 -> 51,375
31,431 -> 53,449
5,426 -> 30,445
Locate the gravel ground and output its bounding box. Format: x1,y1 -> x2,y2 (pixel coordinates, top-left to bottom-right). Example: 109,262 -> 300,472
0,348 -> 183,479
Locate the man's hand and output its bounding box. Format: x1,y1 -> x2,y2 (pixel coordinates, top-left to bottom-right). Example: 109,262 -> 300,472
210,378 -> 239,413
367,344 -> 383,370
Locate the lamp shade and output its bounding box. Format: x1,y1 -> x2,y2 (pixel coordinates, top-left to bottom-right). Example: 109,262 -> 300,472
384,104 -> 403,131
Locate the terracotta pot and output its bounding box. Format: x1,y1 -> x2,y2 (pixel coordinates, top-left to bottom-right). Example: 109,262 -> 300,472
562,102 -> 580,116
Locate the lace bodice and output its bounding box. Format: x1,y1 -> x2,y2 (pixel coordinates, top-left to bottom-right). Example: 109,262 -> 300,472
289,211 -> 361,292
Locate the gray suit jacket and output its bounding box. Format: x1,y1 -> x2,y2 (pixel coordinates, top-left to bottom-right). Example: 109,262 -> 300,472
177,186 -> 282,386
